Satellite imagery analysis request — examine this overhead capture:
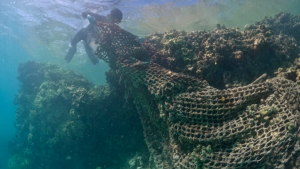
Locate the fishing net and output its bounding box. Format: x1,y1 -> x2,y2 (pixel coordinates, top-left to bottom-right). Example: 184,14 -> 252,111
95,21 -> 300,169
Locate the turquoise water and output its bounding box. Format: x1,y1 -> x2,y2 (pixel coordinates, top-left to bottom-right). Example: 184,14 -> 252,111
0,3 -> 29,168
1,0 -> 300,168
0,37 -> 28,169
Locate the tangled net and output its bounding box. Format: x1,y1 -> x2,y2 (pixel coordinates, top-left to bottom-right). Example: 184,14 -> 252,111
95,21 -> 300,169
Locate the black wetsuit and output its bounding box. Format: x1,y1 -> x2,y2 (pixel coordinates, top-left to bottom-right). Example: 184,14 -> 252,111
65,12 -> 114,64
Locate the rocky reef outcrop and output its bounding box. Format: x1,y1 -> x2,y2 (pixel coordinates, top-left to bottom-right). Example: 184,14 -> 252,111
9,61 -> 149,169
257,12 -> 300,43
142,12 -> 300,89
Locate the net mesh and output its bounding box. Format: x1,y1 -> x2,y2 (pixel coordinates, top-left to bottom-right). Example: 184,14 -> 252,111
94,21 -> 300,169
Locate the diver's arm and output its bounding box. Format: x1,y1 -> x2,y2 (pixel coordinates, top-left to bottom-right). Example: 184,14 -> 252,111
82,12 -> 105,21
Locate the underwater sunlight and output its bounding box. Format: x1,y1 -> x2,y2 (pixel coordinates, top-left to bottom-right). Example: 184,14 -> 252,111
1,0 -> 300,169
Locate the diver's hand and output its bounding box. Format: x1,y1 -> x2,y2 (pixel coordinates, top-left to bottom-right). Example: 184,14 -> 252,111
87,15 -> 96,24
82,11 -> 89,18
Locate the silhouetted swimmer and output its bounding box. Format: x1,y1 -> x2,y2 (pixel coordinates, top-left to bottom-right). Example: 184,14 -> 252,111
65,8 -> 123,65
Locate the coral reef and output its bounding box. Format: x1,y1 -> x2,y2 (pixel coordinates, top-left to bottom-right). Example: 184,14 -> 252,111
142,14 -> 299,88
94,13 -> 300,169
8,154 -> 34,169
256,12 -> 300,43
10,61 -> 148,169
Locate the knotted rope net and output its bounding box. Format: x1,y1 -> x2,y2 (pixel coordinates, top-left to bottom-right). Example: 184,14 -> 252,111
94,21 -> 300,169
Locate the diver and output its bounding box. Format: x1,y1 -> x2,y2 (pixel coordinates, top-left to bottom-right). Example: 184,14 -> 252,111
65,8 -> 123,64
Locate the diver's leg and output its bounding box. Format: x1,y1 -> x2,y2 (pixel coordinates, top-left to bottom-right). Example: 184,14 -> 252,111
83,41 -> 99,65
65,46 -> 77,63
65,28 -> 86,63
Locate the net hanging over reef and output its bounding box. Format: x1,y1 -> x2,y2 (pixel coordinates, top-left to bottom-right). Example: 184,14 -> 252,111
94,13 -> 300,169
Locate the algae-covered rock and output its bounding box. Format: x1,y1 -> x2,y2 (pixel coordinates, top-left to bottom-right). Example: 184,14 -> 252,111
257,12 -> 300,42
10,61 -> 148,169
8,154 -> 33,169
143,14 -> 300,88
128,153 -> 149,169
